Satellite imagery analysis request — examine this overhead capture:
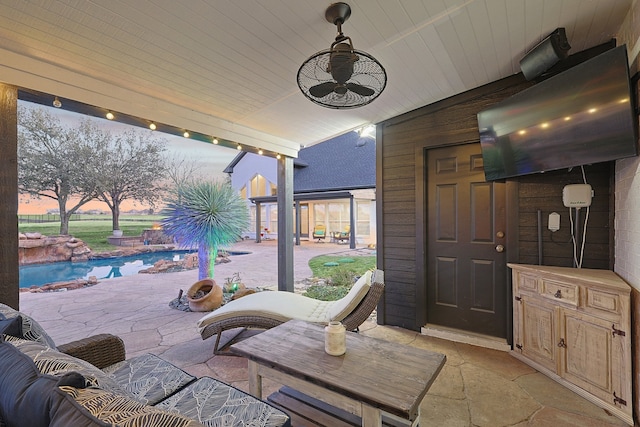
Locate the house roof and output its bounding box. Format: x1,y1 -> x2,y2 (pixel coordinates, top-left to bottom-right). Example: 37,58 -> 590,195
294,131 -> 375,193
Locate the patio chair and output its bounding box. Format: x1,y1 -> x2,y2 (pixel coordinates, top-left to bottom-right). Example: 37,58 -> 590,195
331,225 -> 350,244
197,269 -> 384,354
312,224 -> 326,242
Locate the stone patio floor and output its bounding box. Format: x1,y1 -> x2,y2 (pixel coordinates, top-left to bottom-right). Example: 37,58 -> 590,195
19,240 -> 627,426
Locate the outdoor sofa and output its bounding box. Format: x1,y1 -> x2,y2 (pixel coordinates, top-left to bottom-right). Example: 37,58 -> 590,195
0,303 -> 290,427
197,269 -> 384,354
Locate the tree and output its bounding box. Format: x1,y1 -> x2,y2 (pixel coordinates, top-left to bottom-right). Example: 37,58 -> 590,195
165,153 -> 203,189
161,180 -> 249,280
17,107 -> 107,234
93,129 -> 167,231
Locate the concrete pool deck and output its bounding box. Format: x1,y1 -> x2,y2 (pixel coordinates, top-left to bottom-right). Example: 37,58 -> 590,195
17,239 -> 627,426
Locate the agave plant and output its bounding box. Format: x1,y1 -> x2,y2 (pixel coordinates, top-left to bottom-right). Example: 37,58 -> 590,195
161,180 -> 249,280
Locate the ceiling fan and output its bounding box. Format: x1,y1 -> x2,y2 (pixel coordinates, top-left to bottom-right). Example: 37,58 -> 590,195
297,2 -> 387,109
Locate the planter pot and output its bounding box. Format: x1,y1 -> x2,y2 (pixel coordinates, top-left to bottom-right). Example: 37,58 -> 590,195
112,230 -> 123,237
187,278 -> 223,312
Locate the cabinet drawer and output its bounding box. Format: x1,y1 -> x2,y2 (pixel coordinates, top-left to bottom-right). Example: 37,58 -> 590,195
517,273 -> 538,293
586,289 -> 620,315
541,280 -> 578,305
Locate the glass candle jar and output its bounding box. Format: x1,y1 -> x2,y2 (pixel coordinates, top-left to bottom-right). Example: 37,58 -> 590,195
324,321 -> 346,356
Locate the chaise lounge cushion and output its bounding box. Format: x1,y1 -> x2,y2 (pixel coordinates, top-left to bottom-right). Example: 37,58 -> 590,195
196,270 -> 373,334
327,270 -> 372,321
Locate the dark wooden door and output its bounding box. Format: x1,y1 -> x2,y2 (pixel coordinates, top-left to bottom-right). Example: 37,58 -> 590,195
427,144 -> 507,338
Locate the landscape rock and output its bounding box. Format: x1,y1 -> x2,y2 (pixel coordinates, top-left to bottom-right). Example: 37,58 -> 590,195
19,234 -> 91,265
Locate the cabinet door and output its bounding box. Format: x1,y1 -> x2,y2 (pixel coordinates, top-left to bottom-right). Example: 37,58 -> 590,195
516,295 -> 558,373
560,310 -> 631,417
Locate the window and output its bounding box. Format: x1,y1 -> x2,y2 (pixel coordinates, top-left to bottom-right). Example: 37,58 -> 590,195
356,201 -> 371,235
269,205 -> 278,233
314,204 -> 326,225
240,185 -> 247,200
250,174 -> 267,197
328,202 -> 349,233
270,183 -> 277,196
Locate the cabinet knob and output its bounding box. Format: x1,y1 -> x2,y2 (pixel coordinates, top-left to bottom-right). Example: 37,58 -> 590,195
558,338 -> 567,348
554,290 -> 562,298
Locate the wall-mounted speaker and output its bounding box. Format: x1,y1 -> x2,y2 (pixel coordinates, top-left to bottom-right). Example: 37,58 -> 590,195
520,28 -> 571,80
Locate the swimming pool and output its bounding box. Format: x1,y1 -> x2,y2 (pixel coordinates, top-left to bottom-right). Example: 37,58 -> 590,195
19,250 -> 196,288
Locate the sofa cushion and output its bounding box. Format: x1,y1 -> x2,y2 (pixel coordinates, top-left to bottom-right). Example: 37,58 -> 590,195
0,314 -> 23,339
103,353 -> 196,405
0,339 -> 53,427
155,376 -> 291,427
0,303 -> 56,348
57,386 -> 203,427
0,339 -> 203,427
4,336 -> 126,396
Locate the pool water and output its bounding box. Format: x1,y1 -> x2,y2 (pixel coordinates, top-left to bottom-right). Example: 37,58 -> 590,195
19,250 -> 196,288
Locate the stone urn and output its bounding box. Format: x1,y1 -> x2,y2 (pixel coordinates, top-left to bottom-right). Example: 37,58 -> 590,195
186,278 -> 223,312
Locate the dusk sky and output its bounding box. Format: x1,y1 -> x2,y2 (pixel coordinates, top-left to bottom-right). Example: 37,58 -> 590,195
18,101 -> 239,214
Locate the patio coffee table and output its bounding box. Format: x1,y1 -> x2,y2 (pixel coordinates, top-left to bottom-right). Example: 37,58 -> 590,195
230,319 -> 446,427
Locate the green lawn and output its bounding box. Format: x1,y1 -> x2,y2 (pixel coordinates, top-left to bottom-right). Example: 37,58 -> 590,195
305,255 -> 377,300
18,215 -> 163,252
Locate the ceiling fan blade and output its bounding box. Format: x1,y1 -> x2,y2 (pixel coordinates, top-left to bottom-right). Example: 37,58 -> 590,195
309,82 -> 338,98
346,83 -> 375,97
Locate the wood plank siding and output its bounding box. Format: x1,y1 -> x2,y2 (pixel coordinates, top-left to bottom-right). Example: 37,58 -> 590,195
376,45 -> 616,331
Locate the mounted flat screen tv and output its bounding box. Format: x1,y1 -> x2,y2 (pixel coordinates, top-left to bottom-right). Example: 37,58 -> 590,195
478,45 -> 638,181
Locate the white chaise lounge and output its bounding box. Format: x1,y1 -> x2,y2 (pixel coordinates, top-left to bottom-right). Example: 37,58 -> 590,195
197,269 -> 384,354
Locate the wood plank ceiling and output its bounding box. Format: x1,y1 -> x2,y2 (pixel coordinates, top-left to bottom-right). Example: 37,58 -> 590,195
0,0 -> 632,154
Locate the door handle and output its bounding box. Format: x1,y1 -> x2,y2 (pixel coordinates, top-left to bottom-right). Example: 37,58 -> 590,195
495,244 -> 505,253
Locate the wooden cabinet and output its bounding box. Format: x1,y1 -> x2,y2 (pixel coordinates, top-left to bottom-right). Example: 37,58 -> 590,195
509,263 -> 632,425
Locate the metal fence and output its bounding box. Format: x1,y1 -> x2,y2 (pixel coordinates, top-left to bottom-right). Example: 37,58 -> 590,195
18,214 -> 85,223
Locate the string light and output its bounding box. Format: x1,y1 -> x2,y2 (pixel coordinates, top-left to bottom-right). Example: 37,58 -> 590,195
276,154 -> 281,159
149,123 -> 156,130
212,137 -> 219,144
236,144 -> 242,150
258,149 -> 264,155
52,97 -> 62,108
183,131 -> 190,138
106,112 -> 114,120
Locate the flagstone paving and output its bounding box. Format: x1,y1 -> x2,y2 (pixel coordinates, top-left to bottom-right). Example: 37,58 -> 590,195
18,240 -> 627,426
